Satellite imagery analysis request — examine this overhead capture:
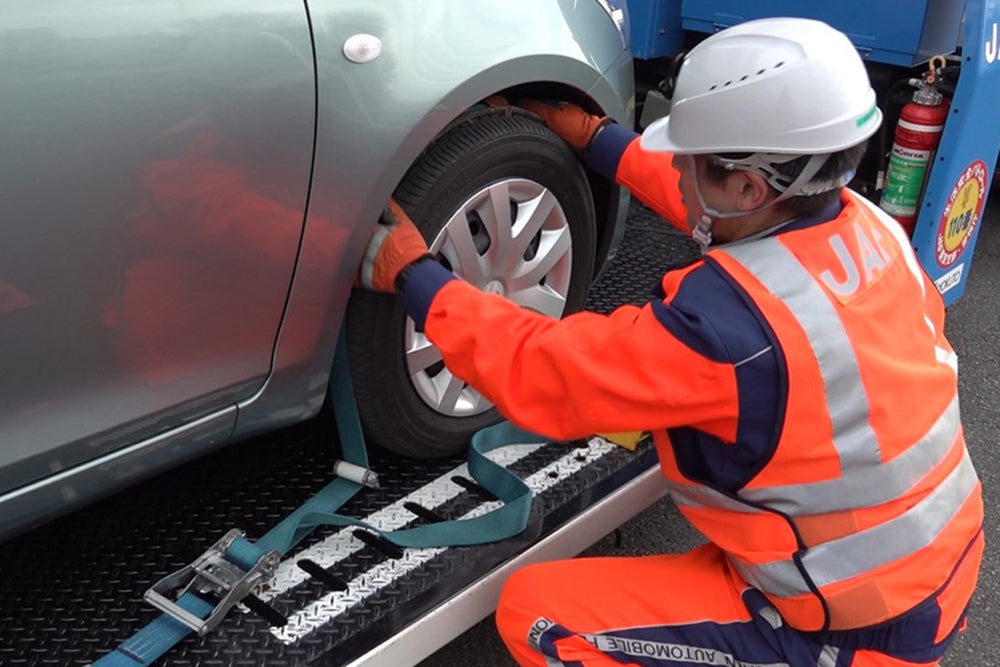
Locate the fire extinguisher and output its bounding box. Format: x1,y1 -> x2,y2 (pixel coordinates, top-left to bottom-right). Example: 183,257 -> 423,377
879,63 -> 949,236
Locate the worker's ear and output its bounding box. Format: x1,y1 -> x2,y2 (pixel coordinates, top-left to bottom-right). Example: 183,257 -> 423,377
727,170 -> 774,212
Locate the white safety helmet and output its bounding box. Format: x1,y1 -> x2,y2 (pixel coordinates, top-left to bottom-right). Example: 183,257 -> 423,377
641,17 -> 882,155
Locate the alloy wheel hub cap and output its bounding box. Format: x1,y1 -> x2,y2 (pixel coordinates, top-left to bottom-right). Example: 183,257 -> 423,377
483,279 -> 505,296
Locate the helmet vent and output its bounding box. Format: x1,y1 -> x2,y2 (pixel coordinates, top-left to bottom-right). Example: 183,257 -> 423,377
707,61 -> 786,92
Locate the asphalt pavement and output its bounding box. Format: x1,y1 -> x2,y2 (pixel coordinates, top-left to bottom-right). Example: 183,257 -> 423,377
421,194 -> 1000,667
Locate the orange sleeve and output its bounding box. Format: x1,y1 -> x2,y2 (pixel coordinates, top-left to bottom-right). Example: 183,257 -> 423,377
584,124 -> 688,233
615,140 -> 690,234
423,278 -> 738,441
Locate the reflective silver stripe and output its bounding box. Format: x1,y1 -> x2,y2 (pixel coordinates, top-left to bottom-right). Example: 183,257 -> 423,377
670,396 -> 958,515
582,632 -> 790,666
731,450 -> 978,597
528,617 -> 570,667
937,345 -> 958,373
817,646 -> 840,667
667,480 -> 764,513
740,396 -> 962,514
720,240 -> 882,472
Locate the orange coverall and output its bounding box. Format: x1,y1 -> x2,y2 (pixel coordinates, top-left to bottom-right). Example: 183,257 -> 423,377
395,123 -> 983,667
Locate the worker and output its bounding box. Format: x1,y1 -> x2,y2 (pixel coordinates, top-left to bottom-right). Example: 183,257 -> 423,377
357,17 -> 983,667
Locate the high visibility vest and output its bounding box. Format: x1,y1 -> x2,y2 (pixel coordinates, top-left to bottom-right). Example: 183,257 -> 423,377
654,191 -> 984,632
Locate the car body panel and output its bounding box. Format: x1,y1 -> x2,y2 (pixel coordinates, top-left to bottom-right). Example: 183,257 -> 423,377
0,0 -> 634,539
0,407 -> 236,537
0,1 -> 315,495
590,46 -> 638,274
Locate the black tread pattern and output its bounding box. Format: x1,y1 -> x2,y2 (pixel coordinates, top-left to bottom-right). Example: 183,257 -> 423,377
393,111 -> 575,209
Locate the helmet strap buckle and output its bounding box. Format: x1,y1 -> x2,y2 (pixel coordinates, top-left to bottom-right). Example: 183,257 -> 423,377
692,215 -> 714,251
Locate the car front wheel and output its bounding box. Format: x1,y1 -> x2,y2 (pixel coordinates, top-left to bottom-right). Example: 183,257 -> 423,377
346,109 -> 596,458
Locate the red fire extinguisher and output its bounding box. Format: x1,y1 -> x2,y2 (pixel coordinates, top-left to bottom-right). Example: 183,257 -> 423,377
879,71 -> 949,236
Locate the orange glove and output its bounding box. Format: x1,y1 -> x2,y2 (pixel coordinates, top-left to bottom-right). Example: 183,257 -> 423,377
358,198 -> 431,293
484,95 -> 510,108
520,100 -> 609,151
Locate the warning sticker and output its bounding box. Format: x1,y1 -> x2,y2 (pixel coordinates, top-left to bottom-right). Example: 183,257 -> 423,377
934,263 -> 965,295
936,160 -> 988,267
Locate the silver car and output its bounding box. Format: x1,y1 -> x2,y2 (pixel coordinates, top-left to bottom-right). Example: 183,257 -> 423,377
0,0 -> 634,540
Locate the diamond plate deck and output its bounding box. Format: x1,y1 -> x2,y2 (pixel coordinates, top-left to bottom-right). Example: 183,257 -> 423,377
0,202 -> 698,667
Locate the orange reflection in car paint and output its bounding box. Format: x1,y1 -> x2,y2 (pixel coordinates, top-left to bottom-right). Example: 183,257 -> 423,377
103,125 -> 344,386
0,279 -> 34,316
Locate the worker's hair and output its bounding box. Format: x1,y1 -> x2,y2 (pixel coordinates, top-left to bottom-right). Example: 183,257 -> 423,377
702,140 -> 870,218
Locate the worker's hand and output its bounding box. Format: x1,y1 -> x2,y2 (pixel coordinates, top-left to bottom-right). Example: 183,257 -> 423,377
520,100 -> 609,152
484,95 -> 510,109
358,199 -> 431,294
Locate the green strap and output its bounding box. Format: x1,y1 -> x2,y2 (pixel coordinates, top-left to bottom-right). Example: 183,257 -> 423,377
250,331 -> 534,556
250,419 -> 534,557
94,325 -> 538,665
252,331 -> 370,555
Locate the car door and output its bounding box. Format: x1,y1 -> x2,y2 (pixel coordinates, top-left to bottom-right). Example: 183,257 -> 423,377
0,1 -> 315,494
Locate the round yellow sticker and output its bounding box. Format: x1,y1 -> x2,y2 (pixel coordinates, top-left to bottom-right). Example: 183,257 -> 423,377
936,160 -> 987,268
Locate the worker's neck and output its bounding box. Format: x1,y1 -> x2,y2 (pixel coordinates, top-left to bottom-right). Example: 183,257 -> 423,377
712,208 -> 793,244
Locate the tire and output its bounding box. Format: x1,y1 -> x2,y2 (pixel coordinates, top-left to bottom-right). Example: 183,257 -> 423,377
346,110 -> 596,458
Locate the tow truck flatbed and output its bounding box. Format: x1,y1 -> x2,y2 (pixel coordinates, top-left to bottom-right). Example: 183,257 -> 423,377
0,204 -> 697,666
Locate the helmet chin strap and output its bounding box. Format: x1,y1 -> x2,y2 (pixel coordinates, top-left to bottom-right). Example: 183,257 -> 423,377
687,153 -> 831,251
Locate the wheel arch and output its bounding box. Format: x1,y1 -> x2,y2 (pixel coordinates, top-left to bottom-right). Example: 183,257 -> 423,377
349,57 -> 632,284
235,56 -> 631,438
